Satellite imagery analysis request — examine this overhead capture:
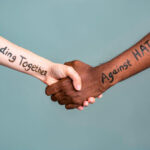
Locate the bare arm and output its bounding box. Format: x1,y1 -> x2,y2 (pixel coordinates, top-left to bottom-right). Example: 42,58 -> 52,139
0,36 -> 52,83
0,36 -> 81,89
98,33 -> 150,91
45,33 -> 150,109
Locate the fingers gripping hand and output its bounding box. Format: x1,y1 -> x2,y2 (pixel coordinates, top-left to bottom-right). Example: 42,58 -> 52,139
46,63 -> 81,91
65,65 -> 81,91
46,60 -> 103,110
64,61 -> 103,110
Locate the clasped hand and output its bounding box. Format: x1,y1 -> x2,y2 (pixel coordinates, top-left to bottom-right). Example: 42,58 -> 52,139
46,60 -> 103,110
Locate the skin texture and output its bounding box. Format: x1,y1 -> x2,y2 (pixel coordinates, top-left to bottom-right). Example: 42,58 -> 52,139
0,36 -> 94,109
46,60 -> 106,109
46,33 -> 150,110
0,36 -> 81,91
46,63 -> 98,109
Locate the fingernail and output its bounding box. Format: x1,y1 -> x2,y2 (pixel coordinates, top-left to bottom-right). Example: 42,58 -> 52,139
76,85 -> 81,91
99,95 -> 103,98
91,99 -> 95,103
84,101 -> 89,107
78,106 -> 83,110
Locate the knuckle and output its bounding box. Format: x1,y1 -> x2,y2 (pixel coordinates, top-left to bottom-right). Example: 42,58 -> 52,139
58,100 -> 64,105
61,80 -> 72,91
45,89 -> 49,96
67,66 -> 74,73
51,95 -> 57,101
60,80 -> 66,87
72,60 -> 80,65
45,86 -> 50,95
65,105 -> 70,109
72,98 -> 82,105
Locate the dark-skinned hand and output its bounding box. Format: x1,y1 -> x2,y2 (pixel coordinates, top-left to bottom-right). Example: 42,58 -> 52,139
46,60 -> 104,110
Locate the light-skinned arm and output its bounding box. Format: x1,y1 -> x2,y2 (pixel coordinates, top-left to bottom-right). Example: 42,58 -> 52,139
46,33 -> 150,109
0,36 -> 97,109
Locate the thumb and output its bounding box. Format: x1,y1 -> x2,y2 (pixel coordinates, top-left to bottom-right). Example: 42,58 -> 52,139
45,78 -> 58,86
65,66 -> 82,91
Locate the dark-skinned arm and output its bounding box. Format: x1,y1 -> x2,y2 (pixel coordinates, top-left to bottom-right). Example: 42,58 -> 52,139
46,33 -> 150,109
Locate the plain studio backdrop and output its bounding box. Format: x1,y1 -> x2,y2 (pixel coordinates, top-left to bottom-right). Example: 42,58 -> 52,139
0,0 -> 150,150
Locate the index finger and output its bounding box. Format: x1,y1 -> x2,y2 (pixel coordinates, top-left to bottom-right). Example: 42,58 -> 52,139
45,83 -> 61,96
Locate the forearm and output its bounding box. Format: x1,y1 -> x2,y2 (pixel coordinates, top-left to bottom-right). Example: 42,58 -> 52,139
97,33 -> 150,91
0,36 -> 52,83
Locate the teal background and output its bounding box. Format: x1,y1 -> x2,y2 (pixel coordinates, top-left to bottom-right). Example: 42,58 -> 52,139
0,0 -> 150,150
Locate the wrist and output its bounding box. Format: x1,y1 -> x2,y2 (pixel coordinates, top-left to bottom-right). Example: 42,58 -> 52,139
32,58 -> 54,84
94,60 -> 120,92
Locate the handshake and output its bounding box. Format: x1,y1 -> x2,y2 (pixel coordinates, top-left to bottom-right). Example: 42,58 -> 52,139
45,33 -> 150,110
1,33 -> 149,110
45,60 -> 108,110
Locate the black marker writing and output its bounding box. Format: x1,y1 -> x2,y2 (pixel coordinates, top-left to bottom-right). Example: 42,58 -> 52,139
19,55 -> 47,76
0,46 -> 17,62
102,59 -> 132,84
132,40 -> 150,61
0,46 -> 47,76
